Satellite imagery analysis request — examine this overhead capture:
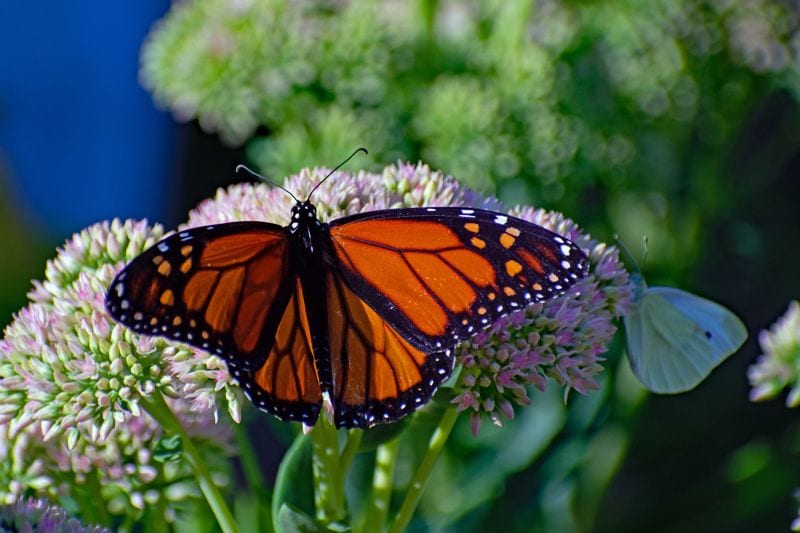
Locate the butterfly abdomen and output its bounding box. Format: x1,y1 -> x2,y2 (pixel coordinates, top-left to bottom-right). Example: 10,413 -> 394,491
289,221 -> 336,399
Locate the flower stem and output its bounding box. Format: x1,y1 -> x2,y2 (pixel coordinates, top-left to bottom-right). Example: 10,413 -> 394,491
388,406 -> 460,533
362,438 -> 400,533
75,469 -> 110,526
309,413 -> 346,525
340,429 -> 363,472
139,389 -> 239,533
418,0 -> 439,39
233,420 -> 272,529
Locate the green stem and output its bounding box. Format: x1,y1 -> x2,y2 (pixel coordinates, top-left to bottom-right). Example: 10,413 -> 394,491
234,420 -> 272,530
388,406 -> 460,533
309,413 -> 346,524
121,513 -> 136,533
234,419 -> 269,494
417,0 -> 439,40
489,0 -> 533,53
143,499 -> 169,533
340,429 -> 363,473
362,438 -> 400,533
139,389 -> 239,533
74,469 -> 110,526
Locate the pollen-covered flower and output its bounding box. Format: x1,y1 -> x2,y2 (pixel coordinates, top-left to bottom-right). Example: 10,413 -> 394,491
0,219 -> 238,517
185,161 -> 502,227
748,300 -> 800,406
0,497 -> 109,533
452,206 -> 631,435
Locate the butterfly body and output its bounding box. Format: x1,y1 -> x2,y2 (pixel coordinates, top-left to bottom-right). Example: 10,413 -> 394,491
286,201 -> 336,396
107,200 -> 589,428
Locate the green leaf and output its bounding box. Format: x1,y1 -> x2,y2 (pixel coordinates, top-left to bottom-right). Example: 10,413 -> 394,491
277,504 -> 324,533
278,504 -> 352,533
152,434 -> 183,463
234,491 -> 266,533
273,434 -> 315,532
358,419 -> 408,452
430,385 -> 457,407
422,386 -> 567,520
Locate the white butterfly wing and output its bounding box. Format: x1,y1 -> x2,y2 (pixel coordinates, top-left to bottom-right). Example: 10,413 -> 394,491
625,286 -> 747,393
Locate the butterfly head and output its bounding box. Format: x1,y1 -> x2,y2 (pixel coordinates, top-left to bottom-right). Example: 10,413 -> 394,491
630,272 -> 647,304
290,200 -> 319,229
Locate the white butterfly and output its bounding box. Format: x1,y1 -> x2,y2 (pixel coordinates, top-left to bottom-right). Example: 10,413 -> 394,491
624,273 -> 748,393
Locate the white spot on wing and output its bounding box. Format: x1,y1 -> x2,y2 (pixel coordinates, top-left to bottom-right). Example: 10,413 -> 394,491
158,242 -> 169,252
494,215 -> 508,225
561,244 -> 571,256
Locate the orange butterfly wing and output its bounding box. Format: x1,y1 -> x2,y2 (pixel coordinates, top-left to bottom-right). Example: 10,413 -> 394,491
107,222 -> 292,371
326,271 -> 452,428
106,221 -> 326,424
238,278 -> 322,425
329,207 -> 588,352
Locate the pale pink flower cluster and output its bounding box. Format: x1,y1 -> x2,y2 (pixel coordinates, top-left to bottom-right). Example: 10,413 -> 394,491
0,220 -> 238,517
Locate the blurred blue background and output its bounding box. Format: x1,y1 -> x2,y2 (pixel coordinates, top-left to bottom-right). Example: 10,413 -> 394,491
0,3 -> 245,326
0,3 -> 177,237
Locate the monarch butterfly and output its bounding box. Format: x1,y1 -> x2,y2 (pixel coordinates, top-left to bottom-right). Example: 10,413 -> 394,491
106,150 -> 589,428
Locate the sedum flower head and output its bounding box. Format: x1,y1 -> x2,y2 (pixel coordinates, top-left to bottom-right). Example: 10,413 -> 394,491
453,206 -> 631,435
748,301 -> 800,406
0,497 -> 109,533
185,162 -> 629,436
186,161 -> 502,228
0,220 -> 238,516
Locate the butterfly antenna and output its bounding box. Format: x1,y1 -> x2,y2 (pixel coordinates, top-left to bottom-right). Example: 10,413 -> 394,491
236,164 -> 299,203
641,236 -> 649,272
613,234 -> 641,273
305,147 -> 368,201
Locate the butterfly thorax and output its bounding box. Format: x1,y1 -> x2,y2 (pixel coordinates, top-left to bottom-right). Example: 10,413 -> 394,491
629,272 -> 647,305
289,200 -> 328,252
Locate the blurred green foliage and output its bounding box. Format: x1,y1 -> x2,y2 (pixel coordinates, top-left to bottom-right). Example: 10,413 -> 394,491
144,0 -> 800,279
